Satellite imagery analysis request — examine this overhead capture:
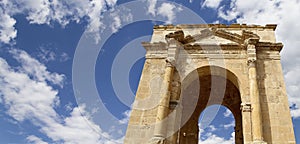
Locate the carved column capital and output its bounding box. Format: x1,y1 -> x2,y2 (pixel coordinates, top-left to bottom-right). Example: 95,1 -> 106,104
246,39 -> 257,68
241,103 -> 252,112
245,38 -> 259,45
148,136 -> 165,144
165,37 -> 180,68
165,38 -> 177,46
166,57 -> 175,67
247,59 -> 256,68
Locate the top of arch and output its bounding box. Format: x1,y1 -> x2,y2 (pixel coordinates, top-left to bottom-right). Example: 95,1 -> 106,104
146,24 -> 282,51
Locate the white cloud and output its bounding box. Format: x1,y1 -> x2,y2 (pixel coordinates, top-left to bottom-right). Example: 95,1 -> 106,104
285,67 -> 300,118
0,49 -> 120,143
208,125 -> 217,132
64,102 -> 73,112
223,121 -> 235,129
118,110 -> 131,124
9,49 -> 65,87
0,0 -> 119,44
202,0 -> 223,9
110,12 -> 122,33
106,0 -> 117,7
37,46 -> 70,63
291,109 -> 300,118
199,134 -> 234,144
199,127 -> 234,144
24,0 -> 52,25
157,3 -> 182,24
147,0 -> 157,16
0,10 -> 17,44
217,6 -> 239,21
108,7 -> 133,34
37,47 -> 56,62
223,109 -> 232,118
59,52 -> 70,62
26,135 -> 48,144
218,0 -> 300,118
39,105 -> 104,144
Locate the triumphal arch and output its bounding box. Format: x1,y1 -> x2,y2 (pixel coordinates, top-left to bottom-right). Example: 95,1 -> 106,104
124,24 -> 295,144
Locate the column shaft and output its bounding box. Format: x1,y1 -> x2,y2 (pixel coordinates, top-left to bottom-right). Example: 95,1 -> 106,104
248,61 -> 264,142
153,64 -> 174,138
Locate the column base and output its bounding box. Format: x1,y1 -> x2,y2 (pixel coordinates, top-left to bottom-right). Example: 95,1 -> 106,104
148,135 -> 166,144
252,140 -> 267,144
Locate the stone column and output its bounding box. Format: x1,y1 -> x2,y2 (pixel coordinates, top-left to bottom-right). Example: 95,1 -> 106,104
246,39 -> 266,144
149,39 -> 179,144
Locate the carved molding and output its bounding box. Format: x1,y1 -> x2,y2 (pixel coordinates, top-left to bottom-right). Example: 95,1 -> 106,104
142,42 -> 167,51
256,42 -> 283,52
166,57 -> 175,67
242,31 -> 260,41
164,26 -> 261,45
148,136 -> 165,144
153,24 -> 277,30
247,59 -> 256,67
213,28 -> 245,44
165,30 -> 196,44
162,29 -> 262,55
241,103 -> 252,112
245,37 -> 259,45
184,43 -> 243,50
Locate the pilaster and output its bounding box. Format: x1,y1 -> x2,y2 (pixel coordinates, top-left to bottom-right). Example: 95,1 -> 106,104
150,38 -> 180,143
246,38 -> 266,144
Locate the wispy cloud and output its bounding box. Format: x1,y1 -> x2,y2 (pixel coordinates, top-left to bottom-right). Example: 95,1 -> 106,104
9,49 -> 65,87
223,109 -> 233,118
0,49 -> 120,143
37,46 -> 70,63
202,0 -> 223,9
223,121 -> 235,129
147,0 -> 158,16
157,3 -> 182,24
26,135 -> 48,144
118,110 -> 131,124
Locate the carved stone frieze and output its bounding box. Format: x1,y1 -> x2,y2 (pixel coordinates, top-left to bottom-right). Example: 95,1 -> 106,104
212,28 -> 244,44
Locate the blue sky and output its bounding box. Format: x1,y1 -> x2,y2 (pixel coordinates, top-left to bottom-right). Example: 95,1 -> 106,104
0,0 -> 299,143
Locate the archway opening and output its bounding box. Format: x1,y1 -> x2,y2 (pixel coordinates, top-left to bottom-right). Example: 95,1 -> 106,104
198,105 -> 235,143
178,66 -> 243,144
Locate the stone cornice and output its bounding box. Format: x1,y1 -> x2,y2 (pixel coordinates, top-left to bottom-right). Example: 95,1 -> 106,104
256,42 -> 283,51
184,44 -> 243,50
153,24 -> 277,30
142,42 -> 167,51
142,24 -> 282,53
142,41 -> 283,52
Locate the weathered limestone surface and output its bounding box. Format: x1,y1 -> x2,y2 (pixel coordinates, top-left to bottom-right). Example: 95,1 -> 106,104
124,24 -> 295,144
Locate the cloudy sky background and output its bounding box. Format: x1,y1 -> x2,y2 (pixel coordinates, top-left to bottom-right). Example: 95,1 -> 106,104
0,0 -> 299,143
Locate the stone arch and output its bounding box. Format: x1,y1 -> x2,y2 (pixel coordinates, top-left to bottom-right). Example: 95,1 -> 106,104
125,24 -> 295,144
178,66 -> 243,144
198,104 -> 235,141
